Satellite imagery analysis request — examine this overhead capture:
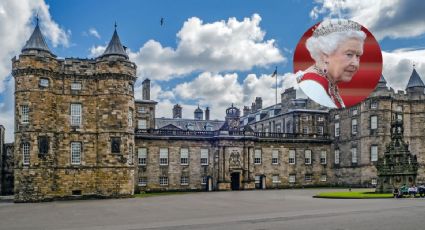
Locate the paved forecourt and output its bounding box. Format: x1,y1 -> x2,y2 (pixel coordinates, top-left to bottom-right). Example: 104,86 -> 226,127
1,188 -> 425,230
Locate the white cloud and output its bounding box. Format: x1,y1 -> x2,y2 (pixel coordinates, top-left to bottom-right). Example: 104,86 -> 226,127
0,0 -> 69,92
0,0 -> 70,142
88,45 -> 106,58
310,0 -> 425,40
382,49 -> 425,90
143,71 -> 296,120
88,28 -> 100,39
0,78 -> 14,143
129,14 -> 285,81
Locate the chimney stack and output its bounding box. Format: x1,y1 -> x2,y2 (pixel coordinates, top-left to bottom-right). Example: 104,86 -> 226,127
205,107 -> 210,120
173,104 -> 182,119
243,106 -> 250,116
142,79 -> 151,100
255,97 -> 262,110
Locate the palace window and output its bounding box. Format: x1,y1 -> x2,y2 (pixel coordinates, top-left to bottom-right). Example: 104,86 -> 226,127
71,82 -> 81,90
317,116 -> 324,122
38,136 -> 49,156
201,176 -> 208,185
138,107 -> 146,113
181,176 -> 189,186
334,149 -> 340,165
138,148 -> 147,166
159,148 -> 168,165
128,109 -> 133,127
21,105 -> 29,124
305,174 -> 312,182
371,116 -> 378,130
351,107 -> 358,116
371,178 -> 377,185
138,177 -> 147,186
71,142 -> 81,165
111,137 -> 121,154
320,174 -> 327,182
304,150 -> 312,165
255,175 -> 261,185
39,78 -> 49,87
201,149 -> 209,165
371,145 -> 378,162
159,176 -> 168,186
302,126 -> 309,134
289,175 -> 296,183
334,114 -> 340,120
351,148 -> 358,164
138,119 -> 147,129
254,149 -> 262,164
272,150 -> 279,165
317,126 -> 324,135
22,142 -> 30,165
128,144 -> 133,164
352,119 -> 357,134
335,122 -> 340,137
180,148 -> 189,165
289,150 -> 296,164
320,151 -> 327,164
70,103 -> 82,126
371,101 -> 378,109
272,175 -> 280,183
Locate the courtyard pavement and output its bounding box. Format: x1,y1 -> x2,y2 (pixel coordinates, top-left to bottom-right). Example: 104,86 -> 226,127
0,188 -> 424,230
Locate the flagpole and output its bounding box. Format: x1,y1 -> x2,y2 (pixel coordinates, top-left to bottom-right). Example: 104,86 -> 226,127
275,66 -> 277,106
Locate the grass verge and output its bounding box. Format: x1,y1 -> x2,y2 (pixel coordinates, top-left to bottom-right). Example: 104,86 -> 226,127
314,190 -> 393,199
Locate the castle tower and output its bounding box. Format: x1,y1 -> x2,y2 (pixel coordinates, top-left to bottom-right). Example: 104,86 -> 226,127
405,67 -> 425,95
13,22 -> 136,202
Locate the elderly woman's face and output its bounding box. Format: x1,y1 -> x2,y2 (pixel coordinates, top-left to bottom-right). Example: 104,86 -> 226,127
325,38 -> 363,83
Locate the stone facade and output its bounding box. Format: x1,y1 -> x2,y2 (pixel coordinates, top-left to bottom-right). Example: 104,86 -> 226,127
1,126 -> 14,195
12,25 -> 136,202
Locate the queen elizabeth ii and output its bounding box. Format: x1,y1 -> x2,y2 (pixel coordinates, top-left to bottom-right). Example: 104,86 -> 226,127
297,19 -> 366,108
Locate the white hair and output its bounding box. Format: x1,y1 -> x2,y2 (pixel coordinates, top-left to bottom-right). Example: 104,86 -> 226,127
306,20 -> 367,63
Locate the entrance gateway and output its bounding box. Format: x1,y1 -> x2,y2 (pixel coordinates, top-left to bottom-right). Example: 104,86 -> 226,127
231,172 -> 240,190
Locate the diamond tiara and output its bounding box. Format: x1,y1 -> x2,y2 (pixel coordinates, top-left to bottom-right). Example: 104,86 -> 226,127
312,19 -> 362,38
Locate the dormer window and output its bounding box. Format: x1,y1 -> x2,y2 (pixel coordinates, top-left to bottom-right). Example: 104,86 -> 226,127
39,78 -> 49,88
187,123 -> 194,130
269,110 -> 274,117
71,82 -> 82,91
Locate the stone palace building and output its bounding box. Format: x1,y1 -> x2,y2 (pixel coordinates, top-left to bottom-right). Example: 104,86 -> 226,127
1,23 -> 424,202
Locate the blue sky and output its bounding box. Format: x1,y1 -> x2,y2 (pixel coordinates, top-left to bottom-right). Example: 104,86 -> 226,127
1,0 -> 425,142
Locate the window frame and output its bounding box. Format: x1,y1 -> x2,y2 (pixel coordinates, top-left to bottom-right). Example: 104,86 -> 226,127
180,148 -> 189,165
70,103 -> 82,127
289,150 -> 296,165
272,150 -> 279,165
304,150 -> 312,165
254,149 -> 262,165
200,148 -> 209,165
159,148 -> 169,166
70,142 -> 82,165
138,148 -> 147,166
22,142 -> 30,165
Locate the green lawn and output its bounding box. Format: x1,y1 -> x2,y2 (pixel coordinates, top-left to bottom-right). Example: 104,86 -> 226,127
314,190 -> 393,199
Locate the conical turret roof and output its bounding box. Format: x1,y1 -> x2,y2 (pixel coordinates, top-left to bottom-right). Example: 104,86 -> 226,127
100,27 -> 128,59
406,68 -> 424,89
22,22 -> 51,54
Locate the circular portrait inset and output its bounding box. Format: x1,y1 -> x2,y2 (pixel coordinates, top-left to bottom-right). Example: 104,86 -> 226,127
293,19 -> 382,109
